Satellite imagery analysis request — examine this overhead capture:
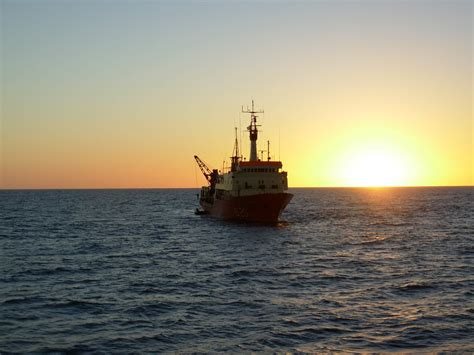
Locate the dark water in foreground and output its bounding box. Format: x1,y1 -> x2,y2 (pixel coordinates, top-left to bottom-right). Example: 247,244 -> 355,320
1,187 -> 473,352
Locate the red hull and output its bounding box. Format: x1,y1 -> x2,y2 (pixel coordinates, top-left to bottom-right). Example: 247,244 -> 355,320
200,193 -> 293,223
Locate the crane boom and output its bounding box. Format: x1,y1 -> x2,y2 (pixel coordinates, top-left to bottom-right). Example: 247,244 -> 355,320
194,155 -> 212,183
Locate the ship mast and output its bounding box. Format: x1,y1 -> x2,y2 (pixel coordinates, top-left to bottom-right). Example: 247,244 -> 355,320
230,127 -> 239,172
242,100 -> 263,162
267,140 -> 271,161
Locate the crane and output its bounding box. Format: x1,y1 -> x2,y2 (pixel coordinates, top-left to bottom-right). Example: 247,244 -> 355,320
194,155 -> 214,184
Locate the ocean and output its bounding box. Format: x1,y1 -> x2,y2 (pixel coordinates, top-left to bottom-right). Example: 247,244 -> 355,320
1,187 -> 473,352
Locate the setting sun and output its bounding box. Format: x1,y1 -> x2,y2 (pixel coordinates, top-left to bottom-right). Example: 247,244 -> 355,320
330,142 -> 416,187
342,150 -> 409,187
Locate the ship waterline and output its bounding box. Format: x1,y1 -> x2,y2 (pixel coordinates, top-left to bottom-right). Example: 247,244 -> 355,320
201,192 -> 293,223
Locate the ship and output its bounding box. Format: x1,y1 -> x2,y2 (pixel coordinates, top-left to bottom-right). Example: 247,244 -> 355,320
194,101 -> 293,223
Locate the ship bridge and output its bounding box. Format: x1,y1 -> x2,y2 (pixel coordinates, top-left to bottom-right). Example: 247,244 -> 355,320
238,161 -> 282,173
215,159 -> 288,197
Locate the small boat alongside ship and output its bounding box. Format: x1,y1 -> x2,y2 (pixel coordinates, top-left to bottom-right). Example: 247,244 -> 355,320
194,101 -> 293,222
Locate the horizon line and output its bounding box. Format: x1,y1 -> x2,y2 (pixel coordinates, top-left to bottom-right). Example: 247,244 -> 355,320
0,185 -> 473,191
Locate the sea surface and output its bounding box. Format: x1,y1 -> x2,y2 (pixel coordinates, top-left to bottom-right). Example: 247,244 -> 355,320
1,187 -> 473,352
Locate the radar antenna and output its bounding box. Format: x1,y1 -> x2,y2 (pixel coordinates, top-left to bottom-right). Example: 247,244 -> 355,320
242,100 -> 264,161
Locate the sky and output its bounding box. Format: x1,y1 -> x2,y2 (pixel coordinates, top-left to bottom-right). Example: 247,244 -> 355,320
1,0 -> 472,188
